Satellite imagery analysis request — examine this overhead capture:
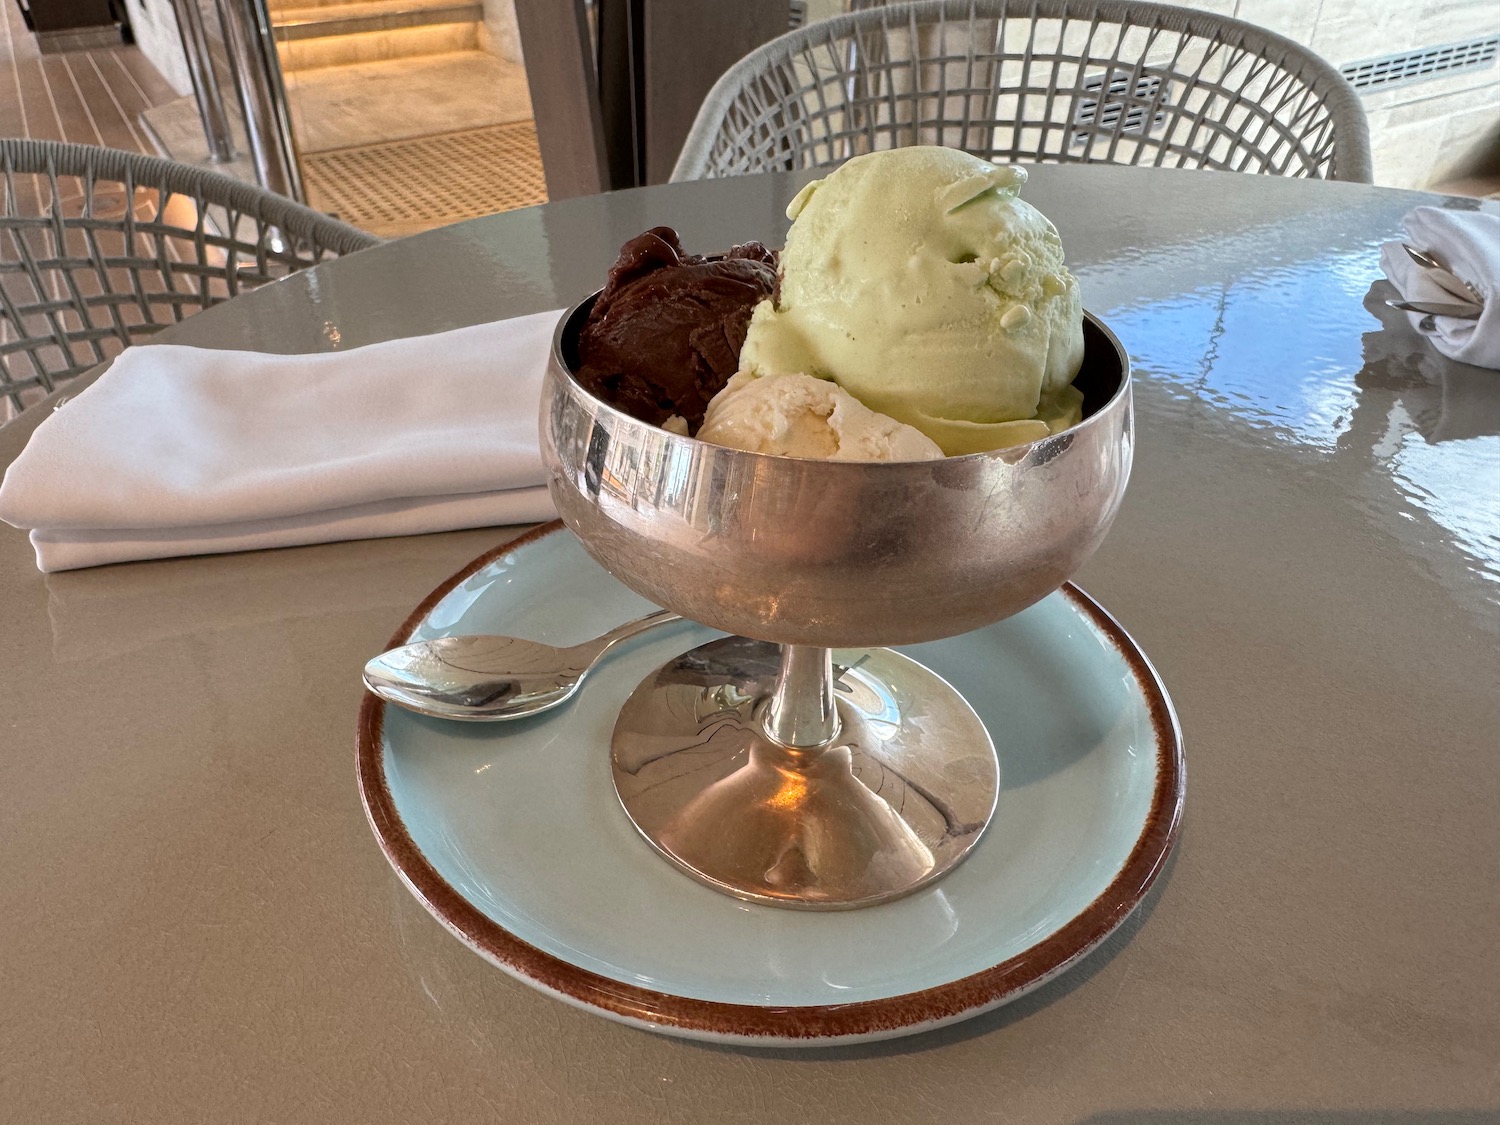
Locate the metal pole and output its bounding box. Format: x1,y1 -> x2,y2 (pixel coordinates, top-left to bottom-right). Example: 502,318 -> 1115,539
169,0 -> 235,163
213,0 -> 305,201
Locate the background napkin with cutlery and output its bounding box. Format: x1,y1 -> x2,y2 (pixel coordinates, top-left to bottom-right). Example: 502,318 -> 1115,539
1379,205 -> 1499,370
0,310 -> 563,572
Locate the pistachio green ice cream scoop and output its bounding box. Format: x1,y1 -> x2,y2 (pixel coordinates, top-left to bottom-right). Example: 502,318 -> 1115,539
739,147 -> 1085,456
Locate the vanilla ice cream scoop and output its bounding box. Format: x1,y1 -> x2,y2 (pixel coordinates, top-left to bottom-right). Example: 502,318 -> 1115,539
696,372 -> 943,461
740,147 -> 1085,456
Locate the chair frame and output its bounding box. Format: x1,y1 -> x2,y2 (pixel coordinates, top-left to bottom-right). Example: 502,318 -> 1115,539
672,0 -> 1372,185
0,139 -> 381,411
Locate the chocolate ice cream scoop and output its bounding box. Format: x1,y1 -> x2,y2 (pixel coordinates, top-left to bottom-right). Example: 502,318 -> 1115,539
575,227 -> 777,429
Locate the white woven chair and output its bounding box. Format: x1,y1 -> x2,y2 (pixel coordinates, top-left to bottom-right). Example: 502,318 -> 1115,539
0,139 -> 381,412
672,0 -> 1372,184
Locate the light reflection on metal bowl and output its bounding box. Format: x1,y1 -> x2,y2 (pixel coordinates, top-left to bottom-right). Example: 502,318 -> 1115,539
541,293 -> 1133,650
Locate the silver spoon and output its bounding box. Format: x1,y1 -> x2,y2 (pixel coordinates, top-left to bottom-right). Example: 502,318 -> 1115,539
1402,242 -> 1446,271
1385,298 -> 1483,320
1402,243 -> 1485,305
364,609 -> 683,721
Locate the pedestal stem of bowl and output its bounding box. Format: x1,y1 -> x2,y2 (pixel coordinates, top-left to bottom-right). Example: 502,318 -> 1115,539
765,645 -> 840,749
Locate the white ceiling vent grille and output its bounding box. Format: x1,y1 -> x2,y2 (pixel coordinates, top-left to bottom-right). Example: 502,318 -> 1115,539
1340,36 -> 1500,91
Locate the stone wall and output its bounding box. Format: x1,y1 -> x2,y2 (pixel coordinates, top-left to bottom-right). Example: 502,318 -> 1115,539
122,0 -> 192,96
1187,0 -> 1500,189
478,0 -> 523,65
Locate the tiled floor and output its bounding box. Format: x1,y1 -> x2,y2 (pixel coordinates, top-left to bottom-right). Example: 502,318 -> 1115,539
301,120 -> 546,239
0,1 -> 178,152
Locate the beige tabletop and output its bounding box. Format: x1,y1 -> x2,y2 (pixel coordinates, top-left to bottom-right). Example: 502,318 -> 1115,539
2,166 -> 1497,1123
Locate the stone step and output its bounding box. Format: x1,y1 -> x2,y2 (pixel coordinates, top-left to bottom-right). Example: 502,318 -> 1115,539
284,48 -> 532,153
271,0 -> 480,42
267,0 -> 368,11
277,19 -> 479,71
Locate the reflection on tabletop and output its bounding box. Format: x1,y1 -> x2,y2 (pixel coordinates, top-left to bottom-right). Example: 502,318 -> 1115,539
1088,221 -> 1500,603
1359,281 -> 1500,445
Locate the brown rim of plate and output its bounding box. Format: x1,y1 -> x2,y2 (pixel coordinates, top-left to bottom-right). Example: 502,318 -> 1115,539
355,520 -> 1186,1042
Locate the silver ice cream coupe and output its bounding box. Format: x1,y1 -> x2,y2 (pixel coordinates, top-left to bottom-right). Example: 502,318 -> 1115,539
541,295 -> 1133,909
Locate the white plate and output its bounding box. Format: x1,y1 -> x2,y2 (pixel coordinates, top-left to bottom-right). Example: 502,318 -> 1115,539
357,523 -> 1184,1046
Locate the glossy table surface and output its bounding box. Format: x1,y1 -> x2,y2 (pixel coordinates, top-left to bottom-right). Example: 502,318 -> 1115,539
2,166 -> 1497,1123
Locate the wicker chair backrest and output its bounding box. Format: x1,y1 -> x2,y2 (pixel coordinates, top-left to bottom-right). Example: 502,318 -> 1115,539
0,139 -> 380,412
672,0 -> 1372,185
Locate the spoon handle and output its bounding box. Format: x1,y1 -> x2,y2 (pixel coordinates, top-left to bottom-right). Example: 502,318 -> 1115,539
570,608 -> 683,661
1385,298 -> 1483,319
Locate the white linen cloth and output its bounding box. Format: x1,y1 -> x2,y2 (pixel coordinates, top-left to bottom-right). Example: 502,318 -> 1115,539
0,310 -> 564,572
1379,205 -> 1500,370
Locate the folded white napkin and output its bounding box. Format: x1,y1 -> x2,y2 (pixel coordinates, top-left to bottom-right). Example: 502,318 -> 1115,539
0,310 -> 563,572
1379,205 -> 1499,370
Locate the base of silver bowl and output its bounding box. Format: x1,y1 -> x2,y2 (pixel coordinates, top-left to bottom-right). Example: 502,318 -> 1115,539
610,636 -> 999,910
